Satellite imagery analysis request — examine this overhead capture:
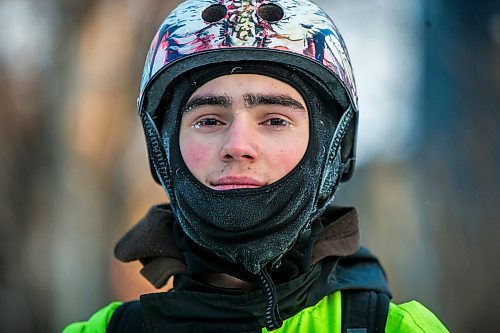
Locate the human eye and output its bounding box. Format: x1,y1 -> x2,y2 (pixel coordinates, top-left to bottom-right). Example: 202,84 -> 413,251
192,117 -> 225,129
261,117 -> 293,129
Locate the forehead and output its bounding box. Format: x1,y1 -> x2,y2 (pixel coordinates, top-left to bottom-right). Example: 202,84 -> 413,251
188,73 -> 305,100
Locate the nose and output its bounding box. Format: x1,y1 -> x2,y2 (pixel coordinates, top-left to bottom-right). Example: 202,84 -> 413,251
220,117 -> 259,162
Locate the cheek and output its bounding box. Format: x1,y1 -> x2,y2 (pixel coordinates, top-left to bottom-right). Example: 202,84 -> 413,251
180,137 -> 214,177
268,138 -> 308,177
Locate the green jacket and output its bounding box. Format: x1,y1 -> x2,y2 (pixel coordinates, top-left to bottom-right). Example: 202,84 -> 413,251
63,291 -> 449,332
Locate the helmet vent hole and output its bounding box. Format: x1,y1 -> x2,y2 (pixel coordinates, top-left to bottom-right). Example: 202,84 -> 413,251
202,4 -> 228,23
257,4 -> 284,22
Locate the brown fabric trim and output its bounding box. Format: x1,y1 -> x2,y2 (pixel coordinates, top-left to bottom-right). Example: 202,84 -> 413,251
114,204 -> 183,262
140,257 -> 187,289
312,207 -> 360,264
114,204 -> 187,288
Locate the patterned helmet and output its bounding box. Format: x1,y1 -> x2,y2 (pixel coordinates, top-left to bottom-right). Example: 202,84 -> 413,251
139,0 -> 358,182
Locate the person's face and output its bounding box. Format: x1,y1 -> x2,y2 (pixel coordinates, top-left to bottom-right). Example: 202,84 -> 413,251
179,74 -> 309,190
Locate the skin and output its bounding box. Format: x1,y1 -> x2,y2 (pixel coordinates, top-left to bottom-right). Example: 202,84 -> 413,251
178,74 -> 310,290
179,74 -> 309,191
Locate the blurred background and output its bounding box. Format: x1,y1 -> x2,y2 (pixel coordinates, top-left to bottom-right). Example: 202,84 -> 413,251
0,0 -> 498,332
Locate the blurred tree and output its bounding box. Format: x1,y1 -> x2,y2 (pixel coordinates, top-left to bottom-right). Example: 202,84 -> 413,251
49,0 -> 177,330
0,0 -> 93,330
0,0 -> 175,332
420,0 -> 500,331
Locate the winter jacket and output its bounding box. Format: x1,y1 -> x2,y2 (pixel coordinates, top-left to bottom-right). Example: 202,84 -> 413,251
62,206 -> 449,333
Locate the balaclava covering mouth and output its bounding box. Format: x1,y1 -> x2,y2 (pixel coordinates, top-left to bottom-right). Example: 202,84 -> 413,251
156,62 -> 347,275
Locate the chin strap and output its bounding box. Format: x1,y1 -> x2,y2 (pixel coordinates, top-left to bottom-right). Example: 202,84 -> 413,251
258,268 -> 283,331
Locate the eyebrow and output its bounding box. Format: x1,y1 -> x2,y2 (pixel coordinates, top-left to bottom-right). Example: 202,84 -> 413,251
243,93 -> 306,111
182,93 -> 306,113
183,94 -> 232,112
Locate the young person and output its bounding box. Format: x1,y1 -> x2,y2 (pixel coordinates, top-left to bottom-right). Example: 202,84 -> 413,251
63,0 -> 449,332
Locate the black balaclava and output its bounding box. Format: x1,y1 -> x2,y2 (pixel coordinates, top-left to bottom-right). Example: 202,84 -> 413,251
156,62 -> 348,276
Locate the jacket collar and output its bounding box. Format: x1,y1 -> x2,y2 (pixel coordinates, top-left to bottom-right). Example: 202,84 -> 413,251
114,204 -> 360,288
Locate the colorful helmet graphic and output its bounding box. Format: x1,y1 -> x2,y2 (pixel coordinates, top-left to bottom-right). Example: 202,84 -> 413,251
139,0 -> 359,182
